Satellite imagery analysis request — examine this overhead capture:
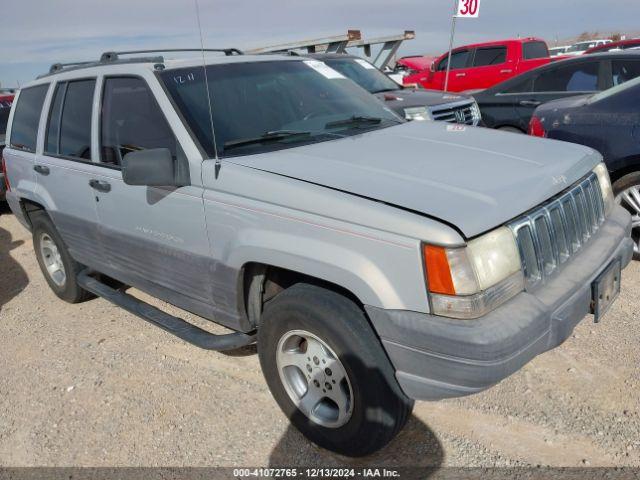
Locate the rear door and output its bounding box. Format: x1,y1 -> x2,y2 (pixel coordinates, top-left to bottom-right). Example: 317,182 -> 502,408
512,60 -> 603,130
90,74 -> 216,321
4,86 -> 48,205
35,79 -> 104,268
466,45 -> 510,90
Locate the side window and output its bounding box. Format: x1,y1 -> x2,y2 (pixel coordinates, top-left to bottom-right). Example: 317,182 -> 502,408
534,62 -> 599,92
45,79 -> 96,160
612,60 -> 640,86
522,41 -> 549,60
100,77 -> 177,167
437,50 -> 469,71
0,102 -> 11,137
45,83 -> 65,154
9,85 -> 49,152
473,47 -> 507,67
501,76 -> 534,94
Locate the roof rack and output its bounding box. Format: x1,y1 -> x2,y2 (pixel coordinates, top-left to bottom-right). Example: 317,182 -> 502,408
99,48 -> 244,62
39,47 -> 244,79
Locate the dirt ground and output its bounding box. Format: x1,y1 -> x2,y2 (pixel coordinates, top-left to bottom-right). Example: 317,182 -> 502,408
0,207 -> 639,468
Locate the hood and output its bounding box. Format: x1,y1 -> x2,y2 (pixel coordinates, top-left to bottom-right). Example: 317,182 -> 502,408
374,89 -> 472,112
226,121 -> 601,238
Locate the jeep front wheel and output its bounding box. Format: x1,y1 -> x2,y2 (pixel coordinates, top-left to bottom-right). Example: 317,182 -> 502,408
258,283 -> 413,457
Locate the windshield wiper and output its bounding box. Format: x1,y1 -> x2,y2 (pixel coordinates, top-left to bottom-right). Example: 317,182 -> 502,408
371,87 -> 399,94
223,130 -> 312,151
325,115 -> 383,130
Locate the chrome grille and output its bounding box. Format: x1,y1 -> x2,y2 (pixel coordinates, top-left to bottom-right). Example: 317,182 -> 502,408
430,101 -> 478,125
509,173 -> 605,289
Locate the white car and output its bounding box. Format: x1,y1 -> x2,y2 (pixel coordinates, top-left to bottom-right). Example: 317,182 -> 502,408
565,39 -> 612,56
549,45 -> 570,56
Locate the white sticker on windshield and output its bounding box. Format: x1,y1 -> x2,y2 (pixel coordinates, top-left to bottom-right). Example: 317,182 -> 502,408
354,59 -> 376,70
303,60 -> 346,79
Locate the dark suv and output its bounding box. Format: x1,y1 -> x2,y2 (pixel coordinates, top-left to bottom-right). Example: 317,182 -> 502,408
474,51 -> 640,133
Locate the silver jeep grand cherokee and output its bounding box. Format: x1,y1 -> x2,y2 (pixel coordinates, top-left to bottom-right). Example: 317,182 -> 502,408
2,49 -> 633,457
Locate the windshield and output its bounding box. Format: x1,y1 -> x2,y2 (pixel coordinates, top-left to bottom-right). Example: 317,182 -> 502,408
588,75 -> 640,104
160,60 -> 402,158
323,57 -> 401,94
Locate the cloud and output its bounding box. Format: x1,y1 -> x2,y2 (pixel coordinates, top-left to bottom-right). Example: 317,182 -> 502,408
1,0 -> 638,85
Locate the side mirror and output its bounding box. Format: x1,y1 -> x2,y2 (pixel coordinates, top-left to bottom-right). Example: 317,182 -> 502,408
122,148 -> 178,187
430,61 -> 436,73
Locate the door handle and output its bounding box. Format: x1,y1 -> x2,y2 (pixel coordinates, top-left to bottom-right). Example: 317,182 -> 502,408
456,73 -> 466,77
519,100 -> 542,107
500,69 -> 513,74
89,179 -> 111,193
33,165 -> 50,175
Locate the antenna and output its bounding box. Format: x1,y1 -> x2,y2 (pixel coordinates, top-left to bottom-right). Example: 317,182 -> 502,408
193,0 -> 220,173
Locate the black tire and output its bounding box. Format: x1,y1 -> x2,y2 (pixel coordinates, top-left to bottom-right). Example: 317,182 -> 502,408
497,126 -> 524,134
612,171 -> 640,260
31,211 -> 92,303
258,283 -> 413,457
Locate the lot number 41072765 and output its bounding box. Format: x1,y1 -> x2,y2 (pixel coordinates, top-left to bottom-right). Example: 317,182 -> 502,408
457,0 -> 481,17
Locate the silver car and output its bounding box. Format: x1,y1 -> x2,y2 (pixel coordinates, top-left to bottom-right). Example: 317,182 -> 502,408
2,49 -> 633,456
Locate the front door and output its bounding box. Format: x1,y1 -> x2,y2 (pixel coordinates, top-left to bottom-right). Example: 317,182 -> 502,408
431,49 -> 471,91
90,75 -> 215,321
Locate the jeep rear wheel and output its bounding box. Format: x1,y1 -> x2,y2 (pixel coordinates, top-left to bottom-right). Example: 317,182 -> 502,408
258,283 -> 413,457
32,212 -> 92,303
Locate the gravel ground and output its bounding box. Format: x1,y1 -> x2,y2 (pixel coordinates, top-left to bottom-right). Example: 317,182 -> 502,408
0,207 -> 639,468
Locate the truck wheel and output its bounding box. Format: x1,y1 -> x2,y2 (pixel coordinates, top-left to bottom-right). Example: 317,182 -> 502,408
258,283 -> 413,457
613,171 -> 640,260
31,212 -> 91,303
498,126 -> 524,134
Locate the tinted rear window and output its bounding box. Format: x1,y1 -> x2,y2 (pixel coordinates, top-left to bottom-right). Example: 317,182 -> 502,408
10,85 -> 49,152
534,62 -> 599,92
473,47 -> 507,67
612,60 -> 640,86
523,41 -> 549,60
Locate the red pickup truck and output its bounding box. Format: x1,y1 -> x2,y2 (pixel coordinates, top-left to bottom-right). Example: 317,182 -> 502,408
404,38 -> 552,92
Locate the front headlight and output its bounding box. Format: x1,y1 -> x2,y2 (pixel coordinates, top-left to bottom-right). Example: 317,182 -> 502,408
593,163 -> 614,215
423,227 -> 524,319
404,106 -> 433,122
470,101 -> 482,125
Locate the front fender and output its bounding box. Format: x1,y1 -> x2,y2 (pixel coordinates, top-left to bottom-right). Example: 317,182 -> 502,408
227,231 -> 407,309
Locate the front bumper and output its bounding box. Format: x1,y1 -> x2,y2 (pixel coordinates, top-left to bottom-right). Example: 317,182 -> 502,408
367,206 -> 634,401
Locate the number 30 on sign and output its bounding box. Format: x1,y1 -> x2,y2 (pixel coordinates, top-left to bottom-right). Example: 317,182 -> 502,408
457,0 -> 481,17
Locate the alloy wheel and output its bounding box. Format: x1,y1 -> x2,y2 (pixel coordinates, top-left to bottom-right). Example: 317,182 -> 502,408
39,233 -> 66,287
276,329 -> 353,428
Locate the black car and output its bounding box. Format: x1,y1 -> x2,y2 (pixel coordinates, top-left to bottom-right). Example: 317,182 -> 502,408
530,76 -> 640,257
473,51 -> 640,133
309,54 -> 481,126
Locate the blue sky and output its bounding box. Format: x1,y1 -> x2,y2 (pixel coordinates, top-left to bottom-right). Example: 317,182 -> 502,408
0,0 -> 638,87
